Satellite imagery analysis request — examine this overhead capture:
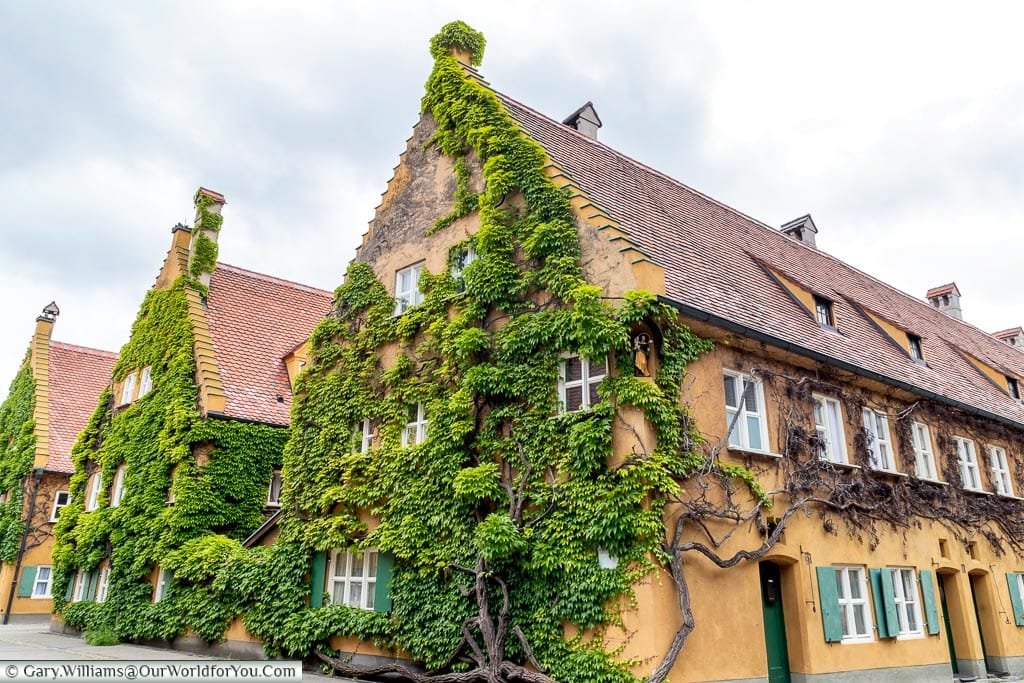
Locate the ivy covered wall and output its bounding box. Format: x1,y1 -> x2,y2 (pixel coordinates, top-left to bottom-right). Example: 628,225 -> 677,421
0,363 -> 36,563
256,21 -> 713,682
52,260 -> 285,642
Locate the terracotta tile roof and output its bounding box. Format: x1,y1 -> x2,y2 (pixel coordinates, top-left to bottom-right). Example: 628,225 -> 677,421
496,91 -> 1024,428
46,342 -> 117,473
926,282 -> 960,299
205,263 -> 332,426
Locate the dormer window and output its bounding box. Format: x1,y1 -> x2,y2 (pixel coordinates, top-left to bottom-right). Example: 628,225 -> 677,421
137,366 -> 153,398
908,335 -> 924,362
119,372 -> 136,405
1008,376 -> 1021,400
814,296 -> 835,328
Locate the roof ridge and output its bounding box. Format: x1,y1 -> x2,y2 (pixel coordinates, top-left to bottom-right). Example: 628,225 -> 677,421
49,340 -> 118,359
491,86 -> 1015,352
215,262 -> 333,297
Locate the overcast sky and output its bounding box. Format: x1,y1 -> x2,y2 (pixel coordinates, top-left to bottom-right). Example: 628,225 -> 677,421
2,1 -> 1023,389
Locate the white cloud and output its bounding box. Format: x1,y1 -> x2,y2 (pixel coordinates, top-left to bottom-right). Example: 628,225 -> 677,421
1,0 -> 1022,391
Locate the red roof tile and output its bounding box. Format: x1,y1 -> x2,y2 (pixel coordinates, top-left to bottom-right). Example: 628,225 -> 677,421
46,342 -> 117,473
496,90 -> 1024,428
205,263 -> 332,426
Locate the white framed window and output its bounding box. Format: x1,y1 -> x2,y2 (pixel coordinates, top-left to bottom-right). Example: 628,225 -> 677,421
153,567 -> 170,602
267,470 -> 283,507
137,366 -> 153,399
862,408 -> 895,471
834,566 -> 872,641
989,445 -> 1013,496
50,491 -> 71,522
85,472 -> 102,512
95,566 -> 110,603
956,437 -> 982,491
558,354 -> 607,413
814,395 -> 847,464
723,371 -> 769,452
32,566 -> 53,598
119,372 -> 137,405
451,245 -> 477,282
890,568 -> 923,637
110,465 -> 126,508
353,419 -> 373,454
71,568 -> 88,603
911,422 -> 937,480
401,403 -> 428,447
394,262 -> 425,315
327,549 -> 378,611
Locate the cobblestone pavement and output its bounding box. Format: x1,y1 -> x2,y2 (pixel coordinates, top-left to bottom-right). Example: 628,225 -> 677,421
0,621 -> 352,682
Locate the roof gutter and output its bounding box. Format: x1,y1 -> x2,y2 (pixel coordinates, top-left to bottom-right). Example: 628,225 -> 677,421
659,296 -> 1024,432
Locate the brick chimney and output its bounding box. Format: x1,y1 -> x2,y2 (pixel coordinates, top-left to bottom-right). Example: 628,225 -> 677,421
188,187 -> 226,288
780,214 -> 818,248
563,102 -> 602,140
926,282 -> 962,320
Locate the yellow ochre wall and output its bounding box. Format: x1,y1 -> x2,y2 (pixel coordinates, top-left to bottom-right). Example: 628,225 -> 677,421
613,324 -> 1024,682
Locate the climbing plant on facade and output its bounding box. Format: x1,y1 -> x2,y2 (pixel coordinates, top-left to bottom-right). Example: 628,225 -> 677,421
271,20 -> 717,683
52,241 -> 285,644
0,363 -> 36,563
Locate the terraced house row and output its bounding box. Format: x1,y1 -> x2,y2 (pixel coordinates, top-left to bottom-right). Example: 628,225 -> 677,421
1,21 -> 1023,683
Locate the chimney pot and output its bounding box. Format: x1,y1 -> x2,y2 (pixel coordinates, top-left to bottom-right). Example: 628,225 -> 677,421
563,102 -> 602,140
926,282 -> 962,320
37,301 -> 59,323
780,214 -> 818,248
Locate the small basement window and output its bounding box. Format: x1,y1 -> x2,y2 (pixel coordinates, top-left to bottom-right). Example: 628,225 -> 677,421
814,296 -> 835,328
908,335 -> 924,362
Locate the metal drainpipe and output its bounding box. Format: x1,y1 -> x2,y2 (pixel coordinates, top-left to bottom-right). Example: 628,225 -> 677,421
4,468 -> 45,625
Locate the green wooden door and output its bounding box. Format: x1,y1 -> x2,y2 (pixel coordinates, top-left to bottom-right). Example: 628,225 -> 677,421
760,562 -> 792,683
939,574 -> 958,675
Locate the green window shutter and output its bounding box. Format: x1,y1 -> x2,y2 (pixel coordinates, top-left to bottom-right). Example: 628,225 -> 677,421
85,570 -> 98,602
64,574 -> 74,601
919,570 -> 941,635
879,568 -> 899,637
870,569 -> 893,638
17,566 -> 36,598
373,552 -> 395,614
1007,573 -> 1024,626
309,551 -> 327,608
816,567 -> 844,642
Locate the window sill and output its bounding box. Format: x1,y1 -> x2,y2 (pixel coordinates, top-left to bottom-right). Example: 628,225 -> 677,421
266,502 -> 281,509
727,446 -> 783,459
964,488 -> 993,496
869,468 -> 907,478
839,636 -> 875,645
915,477 -> 948,487
819,459 -> 860,471
29,595 -> 52,600
896,632 -> 926,641
997,493 -> 1024,501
